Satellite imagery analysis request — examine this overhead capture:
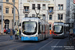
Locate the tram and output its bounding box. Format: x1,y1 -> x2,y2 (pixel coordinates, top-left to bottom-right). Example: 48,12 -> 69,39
21,17 -> 50,41
52,22 -> 66,38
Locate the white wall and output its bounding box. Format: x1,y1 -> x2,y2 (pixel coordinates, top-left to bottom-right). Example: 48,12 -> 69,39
19,0 -> 69,23
19,0 -> 50,22
54,0 -> 67,23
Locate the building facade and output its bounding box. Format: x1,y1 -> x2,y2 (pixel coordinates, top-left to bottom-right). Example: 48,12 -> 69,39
48,0 -> 70,30
48,0 -> 54,30
19,0 -> 50,21
19,0 -> 70,30
19,0 -> 53,29
3,0 -> 19,30
69,0 -> 75,28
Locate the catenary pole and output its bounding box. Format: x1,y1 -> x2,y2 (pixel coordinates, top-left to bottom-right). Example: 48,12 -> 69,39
13,0 -> 15,30
1,0 -> 3,34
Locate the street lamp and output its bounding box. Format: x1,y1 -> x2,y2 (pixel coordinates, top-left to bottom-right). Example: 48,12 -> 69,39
13,0 -> 15,30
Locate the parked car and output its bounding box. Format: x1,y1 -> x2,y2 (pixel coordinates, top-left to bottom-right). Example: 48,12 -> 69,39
7,29 -> 10,34
4,28 -> 7,33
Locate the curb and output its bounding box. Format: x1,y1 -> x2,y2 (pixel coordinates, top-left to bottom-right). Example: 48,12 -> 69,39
0,34 -> 8,36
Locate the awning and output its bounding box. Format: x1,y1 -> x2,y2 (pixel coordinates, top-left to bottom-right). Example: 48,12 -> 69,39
23,3 -> 30,6
48,4 -> 54,7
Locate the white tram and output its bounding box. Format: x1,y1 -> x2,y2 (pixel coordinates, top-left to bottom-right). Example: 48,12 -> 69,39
52,22 -> 66,38
21,17 -> 50,41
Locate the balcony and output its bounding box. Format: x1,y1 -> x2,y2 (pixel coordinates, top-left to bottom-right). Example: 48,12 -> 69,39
48,10 -> 54,14
23,9 -> 29,13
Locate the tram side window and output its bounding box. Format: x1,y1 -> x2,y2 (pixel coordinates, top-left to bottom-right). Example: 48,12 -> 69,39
44,25 -> 45,33
42,25 -> 43,32
22,22 -> 24,32
40,24 -> 42,33
38,22 -> 41,34
43,25 -> 45,33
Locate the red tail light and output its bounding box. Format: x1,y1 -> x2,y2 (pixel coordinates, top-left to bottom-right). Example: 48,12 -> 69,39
53,31 -> 57,35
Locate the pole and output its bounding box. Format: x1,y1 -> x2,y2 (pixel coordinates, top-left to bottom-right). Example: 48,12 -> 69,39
13,0 -> 15,30
1,0 -> 3,34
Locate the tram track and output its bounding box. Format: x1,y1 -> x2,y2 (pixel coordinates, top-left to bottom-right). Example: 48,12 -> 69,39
38,39 -> 61,50
38,39 -> 54,50
0,37 -> 54,50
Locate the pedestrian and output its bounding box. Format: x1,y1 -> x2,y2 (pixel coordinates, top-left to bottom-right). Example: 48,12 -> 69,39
15,28 -> 17,39
50,29 -> 52,35
12,29 -> 15,35
17,29 -> 19,39
19,28 -> 21,38
10,29 -> 13,40
15,28 -> 19,40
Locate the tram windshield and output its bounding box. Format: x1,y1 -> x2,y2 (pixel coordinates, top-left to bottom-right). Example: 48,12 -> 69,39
54,25 -> 63,34
22,21 -> 37,35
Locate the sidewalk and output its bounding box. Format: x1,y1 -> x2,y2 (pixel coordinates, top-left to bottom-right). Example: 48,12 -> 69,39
0,35 -> 20,47
0,33 -> 8,36
0,40 -> 15,46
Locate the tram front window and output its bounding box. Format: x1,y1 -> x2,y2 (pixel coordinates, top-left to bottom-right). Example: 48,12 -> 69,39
22,21 -> 37,35
54,25 -> 63,34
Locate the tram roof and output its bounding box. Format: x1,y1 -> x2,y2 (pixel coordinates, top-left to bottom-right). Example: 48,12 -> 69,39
22,17 -> 49,24
22,17 -> 41,21
54,22 -> 64,25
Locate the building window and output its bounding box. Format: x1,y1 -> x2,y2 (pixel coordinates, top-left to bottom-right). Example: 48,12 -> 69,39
12,0 -> 15,2
58,4 -> 63,10
42,14 -> 46,20
42,4 -> 46,10
6,8 -> 9,13
24,6 -> 29,11
32,14 -> 35,17
0,16 -> 1,24
6,0 -> 9,2
32,4 -> 35,10
49,15 -> 52,20
25,14 -> 28,17
12,8 -> 14,14
37,4 -> 40,10
49,24 -> 51,30
61,5 -> 63,10
58,14 -> 63,20
48,7 -> 53,13
0,6 -> 1,11
58,5 -> 60,10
